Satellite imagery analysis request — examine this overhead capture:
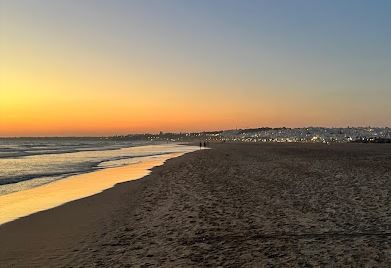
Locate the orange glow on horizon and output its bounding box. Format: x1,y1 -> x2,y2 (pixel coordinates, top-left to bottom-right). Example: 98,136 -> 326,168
0,55 -> 287,136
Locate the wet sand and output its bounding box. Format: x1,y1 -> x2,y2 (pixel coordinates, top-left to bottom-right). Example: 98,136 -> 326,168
1,143 -> 391,267
0,152 -> 188,225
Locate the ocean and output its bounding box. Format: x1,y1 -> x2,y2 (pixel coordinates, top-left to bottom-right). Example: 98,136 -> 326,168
0,138 -> 195,196
0,138 -> 198,224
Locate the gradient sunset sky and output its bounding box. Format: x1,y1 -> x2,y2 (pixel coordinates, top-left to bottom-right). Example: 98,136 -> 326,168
1,0 -> 390,136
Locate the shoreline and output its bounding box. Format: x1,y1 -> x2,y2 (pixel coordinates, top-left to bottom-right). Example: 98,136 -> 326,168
0,147 -> 207,267
0,144 -> 198,225
1,143 -> 391,266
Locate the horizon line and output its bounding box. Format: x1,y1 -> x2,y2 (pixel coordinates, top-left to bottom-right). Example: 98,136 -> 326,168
1,125 -> 390,139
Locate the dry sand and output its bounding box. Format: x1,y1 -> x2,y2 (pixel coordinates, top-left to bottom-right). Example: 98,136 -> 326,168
1,143 -> 391,267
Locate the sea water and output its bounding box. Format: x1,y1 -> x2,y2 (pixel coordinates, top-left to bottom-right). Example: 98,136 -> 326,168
0,138 -> 198,223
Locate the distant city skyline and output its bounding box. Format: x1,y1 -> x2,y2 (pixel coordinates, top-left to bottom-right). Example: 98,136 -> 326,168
1,0 -> 391,136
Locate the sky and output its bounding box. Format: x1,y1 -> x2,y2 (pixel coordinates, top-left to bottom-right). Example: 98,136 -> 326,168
1,0 -> 390,136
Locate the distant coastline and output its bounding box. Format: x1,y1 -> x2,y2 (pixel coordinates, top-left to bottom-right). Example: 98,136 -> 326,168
115,127 -> 391,144
1,126 -> 390,143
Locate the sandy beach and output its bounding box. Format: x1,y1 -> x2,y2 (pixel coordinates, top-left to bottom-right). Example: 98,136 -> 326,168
1,143 -> 391,267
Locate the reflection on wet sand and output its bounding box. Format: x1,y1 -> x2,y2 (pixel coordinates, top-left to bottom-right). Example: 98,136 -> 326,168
0,153 -> 183,225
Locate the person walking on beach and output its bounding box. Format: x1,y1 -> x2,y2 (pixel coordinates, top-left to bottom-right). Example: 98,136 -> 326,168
203,141 -> 206,148
200,141 -> 202,149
